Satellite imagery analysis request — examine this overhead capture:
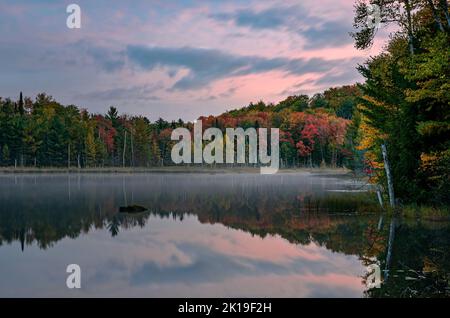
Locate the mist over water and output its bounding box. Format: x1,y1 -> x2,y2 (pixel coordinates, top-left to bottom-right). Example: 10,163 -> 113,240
0,173 -> 448,297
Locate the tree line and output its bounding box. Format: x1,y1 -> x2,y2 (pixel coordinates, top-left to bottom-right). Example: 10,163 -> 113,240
0,93 -> 172,168
0,86 -> 359,170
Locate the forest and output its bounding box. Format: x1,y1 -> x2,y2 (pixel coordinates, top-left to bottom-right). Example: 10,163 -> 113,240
0,88 -> 358,170
0,0 -> 448,207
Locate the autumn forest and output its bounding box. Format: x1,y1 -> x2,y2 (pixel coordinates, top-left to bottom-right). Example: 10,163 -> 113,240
0,0 -> 449,209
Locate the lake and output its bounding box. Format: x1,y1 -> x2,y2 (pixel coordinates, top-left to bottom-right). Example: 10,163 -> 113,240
0,172 -> 448,297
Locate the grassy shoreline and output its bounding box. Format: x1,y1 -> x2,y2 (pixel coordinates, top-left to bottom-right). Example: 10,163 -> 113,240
0,166 -> 353,175
400,205 -> 450,222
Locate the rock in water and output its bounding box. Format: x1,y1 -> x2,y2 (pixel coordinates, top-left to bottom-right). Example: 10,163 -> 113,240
119,205 -> 148,213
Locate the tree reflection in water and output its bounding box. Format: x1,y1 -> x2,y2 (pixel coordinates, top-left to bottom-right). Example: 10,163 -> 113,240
0,173 -> 448,297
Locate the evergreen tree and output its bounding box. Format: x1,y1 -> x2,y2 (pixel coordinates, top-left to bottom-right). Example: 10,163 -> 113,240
352,0 -> 450,204
1,144 -> 10,165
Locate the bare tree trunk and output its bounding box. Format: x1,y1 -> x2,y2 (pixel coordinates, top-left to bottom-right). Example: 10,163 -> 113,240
122,177 -> 128,206
332,148 -> 338,168
77,153 -> 81,169
427,0 -> 445,31
122,131 -> 127,168
377,215 -> 384,231
384,217 -> 397,281
130,131 -> 134,167
381,144 -> 395,208
67,143 -> 71,169
440,0 -> 450,28
404,0 -> 415,55
377,186 -> 384,209
319,144 -> 325,165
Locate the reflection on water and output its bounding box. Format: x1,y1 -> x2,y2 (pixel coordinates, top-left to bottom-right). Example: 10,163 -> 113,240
0,173 -> 448,297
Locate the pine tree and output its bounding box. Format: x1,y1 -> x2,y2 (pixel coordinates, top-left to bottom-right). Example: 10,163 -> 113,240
2,144 -> 10,165
18,92 -> 24,115
352,0 -> 450,204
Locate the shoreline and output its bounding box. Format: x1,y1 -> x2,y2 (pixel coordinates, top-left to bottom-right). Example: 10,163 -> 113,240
0,166 -> 353,175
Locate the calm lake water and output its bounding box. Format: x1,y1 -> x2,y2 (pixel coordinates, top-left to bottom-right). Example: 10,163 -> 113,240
0,173 -> 449,297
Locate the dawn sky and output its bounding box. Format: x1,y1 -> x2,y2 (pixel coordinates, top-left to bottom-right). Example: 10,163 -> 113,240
0,0 -> 389,121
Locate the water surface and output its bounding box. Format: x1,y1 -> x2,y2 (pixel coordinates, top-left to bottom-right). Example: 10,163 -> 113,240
0,173 -> 448,297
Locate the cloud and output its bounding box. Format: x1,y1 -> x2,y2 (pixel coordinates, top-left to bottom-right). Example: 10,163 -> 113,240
211,7 -> 294,30
67,40 -> 126,73
198,86 -> 238,101
301,21 -> 354,49
129,242 -> 357,286
75,84 -> 162,102
314,70 -> 362,87
86,47 -> 125,73
0,1 -> 375,121
209,4 -> 354,49
126,45 -> 348,90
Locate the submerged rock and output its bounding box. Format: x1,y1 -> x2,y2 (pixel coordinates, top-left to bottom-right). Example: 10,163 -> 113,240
119,205 -> 148,213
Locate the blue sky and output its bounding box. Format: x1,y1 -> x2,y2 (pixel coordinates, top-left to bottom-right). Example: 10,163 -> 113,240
0,0 -> 388,120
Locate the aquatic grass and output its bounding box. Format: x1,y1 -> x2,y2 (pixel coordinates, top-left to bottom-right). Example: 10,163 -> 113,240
401,204 -> 450,221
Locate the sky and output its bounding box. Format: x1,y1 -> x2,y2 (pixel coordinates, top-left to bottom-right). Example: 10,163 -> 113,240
0,0 -> 389,121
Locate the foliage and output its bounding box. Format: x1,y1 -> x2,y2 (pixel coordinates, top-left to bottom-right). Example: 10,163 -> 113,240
0,85 -> 360,169
352,0 -> 450,205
